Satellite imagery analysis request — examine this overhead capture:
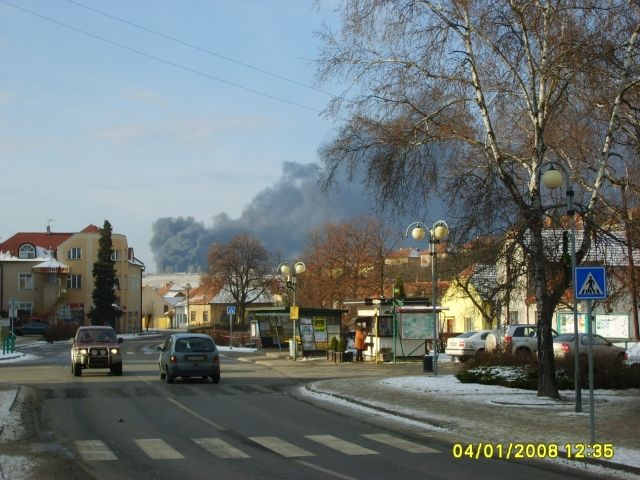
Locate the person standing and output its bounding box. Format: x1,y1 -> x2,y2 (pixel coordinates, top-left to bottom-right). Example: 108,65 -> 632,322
355,327 -> 367,362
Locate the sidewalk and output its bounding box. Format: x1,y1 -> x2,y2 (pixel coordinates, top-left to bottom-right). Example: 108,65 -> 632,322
240,352 -> 640,478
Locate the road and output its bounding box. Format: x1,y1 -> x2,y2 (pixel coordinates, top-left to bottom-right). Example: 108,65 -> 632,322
1,335 -> 607,480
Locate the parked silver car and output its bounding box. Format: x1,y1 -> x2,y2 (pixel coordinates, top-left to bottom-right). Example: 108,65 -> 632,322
553,333 -> 627,365
158,333 -> 220,384
445,330 -> 495,362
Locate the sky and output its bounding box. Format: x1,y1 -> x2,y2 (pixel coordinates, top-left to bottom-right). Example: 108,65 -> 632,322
0,0 -> 372,272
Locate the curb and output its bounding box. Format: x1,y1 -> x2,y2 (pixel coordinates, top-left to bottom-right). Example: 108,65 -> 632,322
302,382 -> 640,476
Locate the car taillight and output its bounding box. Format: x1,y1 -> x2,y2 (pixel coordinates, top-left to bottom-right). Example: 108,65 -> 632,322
561,343 -> 570,353
504,336 -> 512,344
458,340 -> 465,347
170,355 -> 177,364
212,355 -> 219,364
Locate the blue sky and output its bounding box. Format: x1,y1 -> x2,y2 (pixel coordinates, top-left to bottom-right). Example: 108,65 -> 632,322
0,1 -> 349,271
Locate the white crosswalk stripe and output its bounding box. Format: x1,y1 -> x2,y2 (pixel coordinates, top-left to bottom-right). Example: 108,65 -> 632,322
135,438 -> 185,459
193,437 -> 250,458
249,436 -> 315,457
75,440 -> 117,461
74,433 -> 439,462
361,433 -> 439,453
306,435 -> 378,455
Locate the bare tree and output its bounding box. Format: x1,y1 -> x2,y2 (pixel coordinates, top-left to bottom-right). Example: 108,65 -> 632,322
300,215 -> 399,308
206,234 -> 273,326
317,1 -> 640,398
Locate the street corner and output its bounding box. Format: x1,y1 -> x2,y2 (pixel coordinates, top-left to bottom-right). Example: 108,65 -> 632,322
0,352 -> 27,363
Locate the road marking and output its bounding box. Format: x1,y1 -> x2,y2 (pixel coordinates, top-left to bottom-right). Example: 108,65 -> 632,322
305,435 -> 378,455
134,439 -> 184,459
193,437 -> 250,458
249,436 -> 315,457
361,433 -> 438,453
167,397 -> 226,430
75,440 -> 117,461
296,460 -> 359,480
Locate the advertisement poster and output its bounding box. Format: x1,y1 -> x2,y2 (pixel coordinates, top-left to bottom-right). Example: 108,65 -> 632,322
400,312 -> 434,339
299,317 -> 315,350
594,314 -> 629,339
555,312 -> 629,338
555,312 -> 587,334
313,317 -> 327,342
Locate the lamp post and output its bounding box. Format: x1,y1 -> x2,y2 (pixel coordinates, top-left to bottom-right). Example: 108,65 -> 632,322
185,283 -> 191,332
406,220 -> 449,376
538,161 -> 582,413
277,261 -> 306,361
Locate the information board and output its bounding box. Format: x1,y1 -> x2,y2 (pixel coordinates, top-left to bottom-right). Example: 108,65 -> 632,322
400,312 -> 434,339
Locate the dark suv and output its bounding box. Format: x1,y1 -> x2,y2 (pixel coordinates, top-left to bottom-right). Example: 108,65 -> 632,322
486,324 -> 558,362
70,326 -> 123,376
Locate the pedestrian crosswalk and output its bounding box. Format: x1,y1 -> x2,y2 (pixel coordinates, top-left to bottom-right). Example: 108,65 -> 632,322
74,433 -> 439,462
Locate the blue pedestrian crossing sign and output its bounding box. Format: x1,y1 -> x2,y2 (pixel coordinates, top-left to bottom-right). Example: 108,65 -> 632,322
575,267 -> 607,300
227,306 -> 236,315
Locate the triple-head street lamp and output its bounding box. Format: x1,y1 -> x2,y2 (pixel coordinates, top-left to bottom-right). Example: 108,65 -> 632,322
405,220 -> 449,376
538,160 -> 582,412
184,283 -> 191,332
277,261 -> 306,361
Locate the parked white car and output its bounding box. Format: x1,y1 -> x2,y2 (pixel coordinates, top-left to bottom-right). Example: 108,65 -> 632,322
445,330 -> 495,362
626,342 -> 640,366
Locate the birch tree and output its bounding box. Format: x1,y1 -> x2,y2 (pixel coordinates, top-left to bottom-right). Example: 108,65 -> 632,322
316,1 -> 640,398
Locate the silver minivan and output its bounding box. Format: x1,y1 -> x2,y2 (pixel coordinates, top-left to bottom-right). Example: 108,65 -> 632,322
158,333 -> 220,384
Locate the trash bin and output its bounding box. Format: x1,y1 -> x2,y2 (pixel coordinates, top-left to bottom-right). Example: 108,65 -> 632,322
423,355 -> 433,372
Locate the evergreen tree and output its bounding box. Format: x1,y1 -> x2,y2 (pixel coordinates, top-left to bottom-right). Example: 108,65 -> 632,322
88,220 -> 119,328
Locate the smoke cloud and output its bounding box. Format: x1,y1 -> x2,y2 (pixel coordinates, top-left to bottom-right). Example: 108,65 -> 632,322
150,162 -> 377,273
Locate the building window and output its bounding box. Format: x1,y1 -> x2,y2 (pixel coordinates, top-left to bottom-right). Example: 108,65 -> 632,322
111,249 -> 120,261
464,317 -> 473,331
18,244 -> 36,259
67,247 -> 82,260
66,275 -> 82,289
203,311 -> 209,323
163,305 -> 169,314
17,302 -> 33,318
190,311 -> 196,324
18,273 -> 33,290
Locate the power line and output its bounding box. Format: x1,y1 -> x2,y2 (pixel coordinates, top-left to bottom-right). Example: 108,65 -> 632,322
0,0 -> 322,113
63,0 -> 332,97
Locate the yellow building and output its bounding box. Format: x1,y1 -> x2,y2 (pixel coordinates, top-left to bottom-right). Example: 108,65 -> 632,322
0,224 -> 144,332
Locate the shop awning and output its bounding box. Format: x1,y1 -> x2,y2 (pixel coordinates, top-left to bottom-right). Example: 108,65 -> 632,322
32,259 -> 70,274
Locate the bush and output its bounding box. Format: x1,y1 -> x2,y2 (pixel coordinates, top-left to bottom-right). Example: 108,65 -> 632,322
457,352 -> 640,390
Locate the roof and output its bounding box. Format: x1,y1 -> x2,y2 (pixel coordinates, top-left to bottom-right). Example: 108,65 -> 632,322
0,232 -> 73,256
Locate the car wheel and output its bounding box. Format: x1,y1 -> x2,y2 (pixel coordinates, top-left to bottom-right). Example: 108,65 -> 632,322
110,364 -> 123,376
159,366 -> 166,380
515,347 -> 533,363
165,366 -> 175,384
211,373 -> 220,384
73,363 -> 82,377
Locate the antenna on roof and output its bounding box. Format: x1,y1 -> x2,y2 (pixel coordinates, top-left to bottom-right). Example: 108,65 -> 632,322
47,218 -> 54,234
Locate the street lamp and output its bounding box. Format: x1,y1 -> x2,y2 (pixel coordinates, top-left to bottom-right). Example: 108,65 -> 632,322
277,261 -> 306,361
538,160 -> 582,413
185,283 -> 191,332
405,220 -> 449,376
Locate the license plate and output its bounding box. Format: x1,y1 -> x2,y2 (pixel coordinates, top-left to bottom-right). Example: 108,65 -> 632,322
186,355 -> 205,361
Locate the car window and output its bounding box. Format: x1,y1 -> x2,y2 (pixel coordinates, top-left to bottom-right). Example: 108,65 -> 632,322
555,334 -> 574,342
513,327 -> 524,336
480,332 -> 489,340
458,332 -> 477,338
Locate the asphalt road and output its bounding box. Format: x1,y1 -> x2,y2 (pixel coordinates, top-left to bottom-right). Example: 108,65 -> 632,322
1,336 -> 608,480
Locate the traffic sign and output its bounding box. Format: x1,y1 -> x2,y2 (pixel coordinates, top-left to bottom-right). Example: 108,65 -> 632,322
575,267 -> 607,300
227,306 -> 236,315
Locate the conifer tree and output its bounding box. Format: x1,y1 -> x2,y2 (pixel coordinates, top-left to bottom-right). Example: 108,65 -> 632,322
88,220 -> 119,328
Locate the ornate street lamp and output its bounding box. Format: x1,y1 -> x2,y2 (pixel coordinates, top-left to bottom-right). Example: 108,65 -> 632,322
185,283 -> 191,332
277,261 -> 306,361
405,220 -> 449,376
538,161 -> 582,412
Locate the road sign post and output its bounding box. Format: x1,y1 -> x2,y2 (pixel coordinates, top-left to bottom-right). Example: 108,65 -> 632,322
227,306 -> 236,349
575,266 -> 607,443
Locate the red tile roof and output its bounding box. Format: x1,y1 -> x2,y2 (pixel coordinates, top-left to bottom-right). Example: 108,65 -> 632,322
0,232 -> 73,256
